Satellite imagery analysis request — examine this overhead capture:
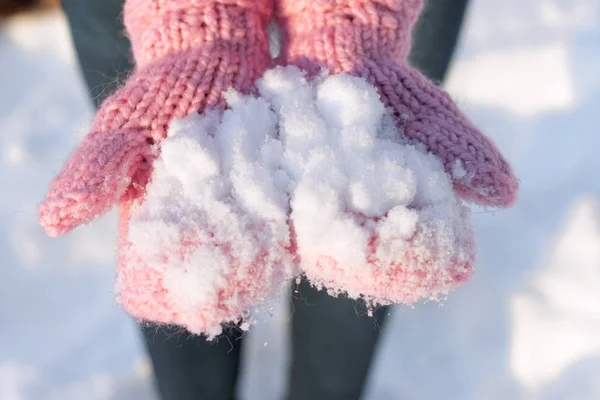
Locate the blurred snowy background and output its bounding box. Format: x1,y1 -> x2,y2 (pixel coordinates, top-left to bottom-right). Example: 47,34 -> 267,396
1,0 -> 599,399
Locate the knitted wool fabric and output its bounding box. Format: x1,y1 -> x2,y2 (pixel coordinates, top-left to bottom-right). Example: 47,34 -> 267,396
41,0 -> 273,235
277,0 -> 517,303
277,0 -> 518,207
39,0 -> 287,334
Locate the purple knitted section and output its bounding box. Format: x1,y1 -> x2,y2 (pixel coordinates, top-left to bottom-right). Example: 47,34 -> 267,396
278,0 -> 518,207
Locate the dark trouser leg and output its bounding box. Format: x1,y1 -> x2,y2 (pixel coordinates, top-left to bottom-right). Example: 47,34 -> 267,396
287,280 -> 389,400
409,0 -> 470,83
61,0 -> 133,107
141,325 -> 243,400
61,2 -> 244,399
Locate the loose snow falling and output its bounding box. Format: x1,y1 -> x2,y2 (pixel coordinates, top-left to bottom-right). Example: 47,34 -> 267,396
2,0 -> 600,399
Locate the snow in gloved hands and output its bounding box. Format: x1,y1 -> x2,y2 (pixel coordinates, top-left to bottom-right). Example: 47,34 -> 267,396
128,66 -> 473,325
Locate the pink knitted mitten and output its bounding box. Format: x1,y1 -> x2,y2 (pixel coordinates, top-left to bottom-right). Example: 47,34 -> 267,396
277,0 -> 518,303
40,0 -> 288,335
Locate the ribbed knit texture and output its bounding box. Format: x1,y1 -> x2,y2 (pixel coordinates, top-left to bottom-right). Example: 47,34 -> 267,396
40,0 -> 273,236
277,0 -> 518,207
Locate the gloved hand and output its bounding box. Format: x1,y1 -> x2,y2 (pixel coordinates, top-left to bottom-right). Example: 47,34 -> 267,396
276,0 -> 518,304
40,0 -> 294,336
40,0 -> 275,235
278,0 -> 517,207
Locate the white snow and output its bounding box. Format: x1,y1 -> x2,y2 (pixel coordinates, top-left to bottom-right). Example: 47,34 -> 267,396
131,66 -> 469,322
510,197 -> 600,392
2,0 -> 600,399
127,95 -> 294,336
445,42 -> 576,116
257,67 -> 471,301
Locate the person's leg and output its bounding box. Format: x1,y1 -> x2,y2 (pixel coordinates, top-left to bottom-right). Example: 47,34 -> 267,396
60,0 -> 133,107
287,279 -> 389,400
286,2 -> 469,399
141,325 -> 244,400
61,1 -> 244,399
409,0 -> 470,83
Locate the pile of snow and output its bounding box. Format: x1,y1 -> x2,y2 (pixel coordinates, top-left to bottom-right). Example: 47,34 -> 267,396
125,91 -> 296,338
259,67 -> 473,304
126,66 -> 473,335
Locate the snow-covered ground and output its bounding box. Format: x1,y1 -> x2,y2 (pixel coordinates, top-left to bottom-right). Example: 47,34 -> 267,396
1,0 -> 599,398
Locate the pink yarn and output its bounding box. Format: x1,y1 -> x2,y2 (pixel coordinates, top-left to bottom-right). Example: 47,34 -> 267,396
277,0 -> 518,207
297,203 -> 476,305
117,199 -> 295,336
40,0 -> 277,332
277,0 -> 517,303
41,0 -> 273,236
